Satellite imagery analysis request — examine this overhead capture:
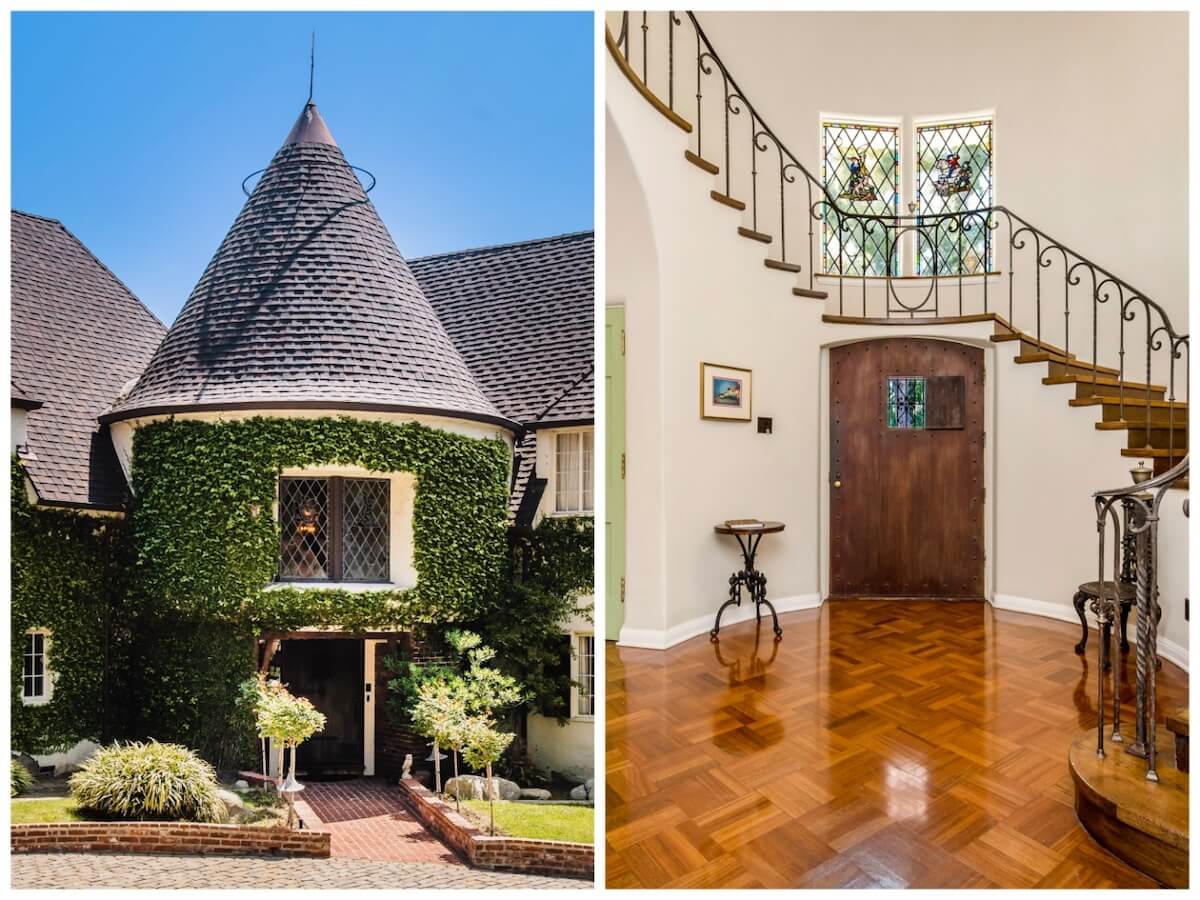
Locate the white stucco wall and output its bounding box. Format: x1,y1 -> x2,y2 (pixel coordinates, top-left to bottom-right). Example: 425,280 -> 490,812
607,29 -> 1188,669
12,407 -> 28,454
526,610 -> 595,783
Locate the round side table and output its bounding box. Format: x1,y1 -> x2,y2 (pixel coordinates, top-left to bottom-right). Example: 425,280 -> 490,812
711,521 -> 785,641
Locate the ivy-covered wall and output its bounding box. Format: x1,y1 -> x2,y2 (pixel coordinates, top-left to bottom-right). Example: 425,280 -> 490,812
13,416 -> 594,771
11,459 -> 131,754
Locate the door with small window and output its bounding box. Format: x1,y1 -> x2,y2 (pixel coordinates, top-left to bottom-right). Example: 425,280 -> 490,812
829,338 -> 984,599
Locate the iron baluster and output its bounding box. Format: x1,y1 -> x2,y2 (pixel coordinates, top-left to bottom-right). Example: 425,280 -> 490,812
641,13 -> 648,83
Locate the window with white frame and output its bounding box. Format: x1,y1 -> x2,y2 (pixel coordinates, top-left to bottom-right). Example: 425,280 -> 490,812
23,629 -> 51,705
555,430 -> 594,514
574,634 -> 595,718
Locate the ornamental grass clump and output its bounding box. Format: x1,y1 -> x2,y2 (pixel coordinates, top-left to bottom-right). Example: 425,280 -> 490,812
69,741 -> 226,824
11,759 -> 35,797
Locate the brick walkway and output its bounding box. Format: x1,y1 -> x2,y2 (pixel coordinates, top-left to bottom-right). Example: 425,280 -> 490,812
296,778 -> 463,866
10,853 -> 589,889
295,777 -> 463,868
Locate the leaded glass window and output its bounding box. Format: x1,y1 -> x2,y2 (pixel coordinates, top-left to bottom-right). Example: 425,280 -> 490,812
821,121 -> 900,276
915,119 -> 994,275
278,476 -> 390,582
887,377 -> 926,429
342,479 -> 390,581
23,631 -> 48,701
555,430 -> 594,513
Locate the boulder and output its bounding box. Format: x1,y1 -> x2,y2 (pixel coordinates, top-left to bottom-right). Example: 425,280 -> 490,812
569,779 -> 594,801
444,775 -> 521,801
215,788 -> 246,821
231,779 -> 250,793
519,788 -> 552,801
12,753 -> 39,781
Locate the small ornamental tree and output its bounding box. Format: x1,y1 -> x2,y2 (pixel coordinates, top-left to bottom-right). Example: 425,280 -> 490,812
461,717 -> 515,835
411,680 -> 466,797
248,677 -> 325,827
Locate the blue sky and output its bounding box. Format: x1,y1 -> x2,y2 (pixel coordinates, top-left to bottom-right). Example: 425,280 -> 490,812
12,11 -> 594,324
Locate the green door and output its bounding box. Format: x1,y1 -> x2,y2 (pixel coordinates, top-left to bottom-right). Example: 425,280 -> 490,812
605,306 -> 626,641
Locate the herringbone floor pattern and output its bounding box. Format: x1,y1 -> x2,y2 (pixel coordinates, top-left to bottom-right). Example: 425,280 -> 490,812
606,600 -> 1187,888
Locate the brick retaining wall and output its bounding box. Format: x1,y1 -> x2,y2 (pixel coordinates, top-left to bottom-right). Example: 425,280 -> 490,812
397,777 -> 593,880
11,821 -> 330,858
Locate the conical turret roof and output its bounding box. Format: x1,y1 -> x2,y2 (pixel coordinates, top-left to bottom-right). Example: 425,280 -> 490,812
104,102 -> 513,430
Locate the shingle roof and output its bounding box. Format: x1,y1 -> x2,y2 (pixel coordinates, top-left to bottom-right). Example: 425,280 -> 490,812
105,102 -> 512,431
409,232 -> 595,428
11,381 -> 43,410
11,211 -> 166,509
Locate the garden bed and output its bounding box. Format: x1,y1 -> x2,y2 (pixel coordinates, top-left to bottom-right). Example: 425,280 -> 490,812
459,799 -> 593,843
397,777 -> 593,880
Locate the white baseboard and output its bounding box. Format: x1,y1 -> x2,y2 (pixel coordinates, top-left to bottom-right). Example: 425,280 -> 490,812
993,593 -> 1188,673
617,593 -> 822,650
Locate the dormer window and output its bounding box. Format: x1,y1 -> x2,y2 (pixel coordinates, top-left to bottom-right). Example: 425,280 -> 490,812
278,476 -> 390,582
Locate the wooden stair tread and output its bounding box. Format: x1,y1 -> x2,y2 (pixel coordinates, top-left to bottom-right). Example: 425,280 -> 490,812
1070,731 -> 1187,887
1071,396 -> 1187,410
684,150 -> 718,174
737,226 -> 771,244
1121,448 -> 1187,459
793,287 -> 829,300
710,191 -> 746,211
1166,707 -> 1188,738
764,259 -> 801,273
1015,351 -> 1077,366
990,331 -> 1074,359
1043,374 -> 1168,394
1095,420 -> 1187,432
824,312 -> 1013,329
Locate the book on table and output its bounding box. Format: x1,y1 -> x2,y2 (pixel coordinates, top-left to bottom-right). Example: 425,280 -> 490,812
725,518 -> 764,529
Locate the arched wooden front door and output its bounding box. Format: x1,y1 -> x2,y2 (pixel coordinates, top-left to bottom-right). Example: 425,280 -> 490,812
829,338 -> 985,599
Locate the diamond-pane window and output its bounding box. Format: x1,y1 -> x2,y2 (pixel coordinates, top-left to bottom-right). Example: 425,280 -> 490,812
342,479 -> 390,581
821,121 -> 900,276
887,377 -> 926,429
279,478 -> 331,579
915,119 -> 994,275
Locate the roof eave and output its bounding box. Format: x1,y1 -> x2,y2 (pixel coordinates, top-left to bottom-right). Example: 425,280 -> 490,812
99,399 -> 522,434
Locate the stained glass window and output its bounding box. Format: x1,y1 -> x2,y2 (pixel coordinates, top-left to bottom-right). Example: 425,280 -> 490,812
821,121 -> 900,276
915,119 -> 994,275
887,377 -> 926,429
342,479 -> 390,582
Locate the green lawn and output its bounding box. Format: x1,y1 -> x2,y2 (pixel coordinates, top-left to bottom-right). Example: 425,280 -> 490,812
11,796 -> 88,824
460,800 -> 592,844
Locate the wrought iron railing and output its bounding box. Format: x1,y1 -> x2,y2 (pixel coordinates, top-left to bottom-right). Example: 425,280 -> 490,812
1092,455 -> 1188,781
607,11 -> 1189,448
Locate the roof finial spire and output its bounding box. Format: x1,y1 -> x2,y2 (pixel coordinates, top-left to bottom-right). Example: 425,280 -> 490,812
307,31 -> 315,105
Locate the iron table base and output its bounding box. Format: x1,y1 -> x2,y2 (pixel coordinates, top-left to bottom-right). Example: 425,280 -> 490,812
710,531 -> 782,641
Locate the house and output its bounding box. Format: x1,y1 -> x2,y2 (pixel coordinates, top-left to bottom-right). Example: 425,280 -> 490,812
12,99 -> 593,786
605,10 -> 1187,889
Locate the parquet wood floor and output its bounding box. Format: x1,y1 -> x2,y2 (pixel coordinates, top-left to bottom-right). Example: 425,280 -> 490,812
606,600 -> 1188,889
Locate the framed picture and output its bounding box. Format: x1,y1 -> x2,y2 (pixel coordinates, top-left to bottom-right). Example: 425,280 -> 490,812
700,362 -> 752,421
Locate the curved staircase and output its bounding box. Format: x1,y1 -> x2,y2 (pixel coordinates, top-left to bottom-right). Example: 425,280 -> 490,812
606,11 -> 1188,487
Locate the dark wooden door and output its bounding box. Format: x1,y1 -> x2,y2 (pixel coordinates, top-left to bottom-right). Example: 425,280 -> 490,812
279,638 -> 364,776
829,338 -> 984,599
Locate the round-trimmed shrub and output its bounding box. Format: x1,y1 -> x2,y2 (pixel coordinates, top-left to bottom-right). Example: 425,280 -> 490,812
11,758 -> 35,797
69,741 -> 226,823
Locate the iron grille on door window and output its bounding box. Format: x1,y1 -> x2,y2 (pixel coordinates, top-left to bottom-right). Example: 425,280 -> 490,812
555,431 -> 594,513
278,477 -> 390,582
915,119 -> 994,275
821,121 -> 900,276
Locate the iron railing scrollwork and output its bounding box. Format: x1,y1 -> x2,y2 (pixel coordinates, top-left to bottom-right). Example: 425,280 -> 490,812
1091,455 -> 1188,781
607,11 -> 1188,447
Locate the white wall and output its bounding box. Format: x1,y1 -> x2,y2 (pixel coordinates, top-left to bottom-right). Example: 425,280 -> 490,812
527,610 -> 594,782
607,31 -> 1188,668
11,408 -> 28,454
609,11 -> 1188,385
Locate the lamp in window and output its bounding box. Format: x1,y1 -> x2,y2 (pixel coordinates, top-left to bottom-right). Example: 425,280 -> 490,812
296,498 -> 320,536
